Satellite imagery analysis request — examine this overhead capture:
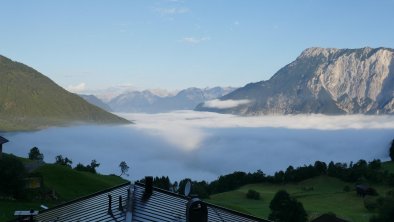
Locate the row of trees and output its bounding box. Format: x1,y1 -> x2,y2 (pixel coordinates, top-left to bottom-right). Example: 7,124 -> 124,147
28,147 -> 130,176
135,157 -> 394,201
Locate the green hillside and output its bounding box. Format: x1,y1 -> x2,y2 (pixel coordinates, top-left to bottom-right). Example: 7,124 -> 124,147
33,164 -> 127,200
382,161 -> 394,174
208,174 -> 394,222
0,161 -> 128,221
0,55 -> 130,131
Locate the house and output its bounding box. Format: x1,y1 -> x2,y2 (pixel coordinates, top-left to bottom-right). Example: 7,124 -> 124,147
13,176 -> 270,222
356,184 -> 377,197
0,135 -> 9,159
311,213 -> 349,222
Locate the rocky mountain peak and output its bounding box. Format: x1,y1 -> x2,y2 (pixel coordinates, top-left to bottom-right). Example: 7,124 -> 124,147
196,47 -> 394,115
298,47 -> 340,59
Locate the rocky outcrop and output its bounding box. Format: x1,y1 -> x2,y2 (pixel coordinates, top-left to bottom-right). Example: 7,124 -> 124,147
196,47 -> 394,115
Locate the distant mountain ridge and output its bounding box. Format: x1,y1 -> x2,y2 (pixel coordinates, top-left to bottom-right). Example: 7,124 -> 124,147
109,87 -> 237,113
196,47 -> 394,115
79,94 -> 112,112
0,55 -> 129,131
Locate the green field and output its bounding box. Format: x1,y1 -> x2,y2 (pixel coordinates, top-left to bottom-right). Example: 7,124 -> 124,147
0,163 -> 127,221
208,175 -> 392,222
382,161 -> 394,174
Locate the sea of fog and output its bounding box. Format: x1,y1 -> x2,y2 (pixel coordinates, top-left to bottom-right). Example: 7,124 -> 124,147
4,111 -> 394,182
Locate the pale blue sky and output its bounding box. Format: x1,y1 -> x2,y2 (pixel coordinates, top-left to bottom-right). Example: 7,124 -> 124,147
1,0 -> 394,92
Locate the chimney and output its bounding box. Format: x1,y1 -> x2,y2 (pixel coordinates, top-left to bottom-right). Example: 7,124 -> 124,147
29,209 -> 34,222
0,136 -> 9,160
107,194 -> 113,215
144,176 -> 153,197
118,195 -> 123,211
186,198 -> 208,222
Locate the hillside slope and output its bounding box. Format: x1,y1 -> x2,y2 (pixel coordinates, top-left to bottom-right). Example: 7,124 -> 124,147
208,175 -> 393,222
0,55 -> 129,131
196,47 -> 394,115
0,156 -> 128,221
79,94 -> 112,112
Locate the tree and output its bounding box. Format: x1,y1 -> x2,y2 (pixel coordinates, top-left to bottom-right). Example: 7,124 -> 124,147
119,161 -> 129,176
88,159 -> 100,173
153,176 -> 171,190
74,160 -> 100,174
390,139 -> 394,161
0,154 -> 27,198
314,161 -> 327,175
370,191 -> 394,222
28,147 -> 44,161
55,155 -> 72,168
269,190 -> 307,222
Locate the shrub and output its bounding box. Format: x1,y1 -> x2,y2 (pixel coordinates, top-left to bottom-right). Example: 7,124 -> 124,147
246,189 -> 260,200
0,155 -> 27,198
55,155 -> 72,168
364,196 -> 378,211
74,160 -> 100,174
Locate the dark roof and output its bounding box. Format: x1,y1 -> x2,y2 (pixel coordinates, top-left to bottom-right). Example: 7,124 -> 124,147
311,214 -> 349,222
0,136 -> 9,144
132,182 -> 269,222
33,182 -> 130,222
16,181 -> 269,222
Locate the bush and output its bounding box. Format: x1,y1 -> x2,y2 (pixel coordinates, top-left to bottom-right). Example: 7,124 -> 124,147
369,191 -> 394,222
246,189 -> 260,200
343,185 -> 351,192
0,154 -> 27,198
74,160 -> 100,174
55,155 -> 72,168
364,196 -> 379,211
368,187 -> 379,196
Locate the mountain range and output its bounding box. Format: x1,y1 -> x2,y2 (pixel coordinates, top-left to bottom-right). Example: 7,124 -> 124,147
0,55 -> 129,131
79,94 -> 112,112
196,47 -> 394,115
107,87 -> 236,113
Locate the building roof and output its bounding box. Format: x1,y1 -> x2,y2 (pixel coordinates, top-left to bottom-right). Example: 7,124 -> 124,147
16,181 -> 269,222
0,136 -> 9,145
311,213 -> 349,222
33,182 -> 130,222
132,181 -> 268,222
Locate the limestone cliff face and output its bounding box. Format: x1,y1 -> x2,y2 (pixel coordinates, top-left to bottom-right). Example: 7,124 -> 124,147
196,47 -> 394,115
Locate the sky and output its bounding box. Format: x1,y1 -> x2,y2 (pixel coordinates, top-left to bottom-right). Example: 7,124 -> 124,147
4,111 -> 394,181
1,0 -> 394,92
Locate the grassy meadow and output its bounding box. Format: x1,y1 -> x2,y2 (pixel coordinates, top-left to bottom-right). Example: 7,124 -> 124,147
0,163 -> 127,221
208,174 -> 393,222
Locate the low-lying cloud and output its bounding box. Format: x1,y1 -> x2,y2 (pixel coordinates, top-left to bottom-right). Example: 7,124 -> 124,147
66,82 -> 86,93
4,111 -> 394,182
202,99 -> 251,109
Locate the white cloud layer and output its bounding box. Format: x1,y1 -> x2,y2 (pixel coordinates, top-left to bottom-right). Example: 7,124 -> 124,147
4,111 -> 394,182
66,82 -> 86,93
202,99 -> 251,109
